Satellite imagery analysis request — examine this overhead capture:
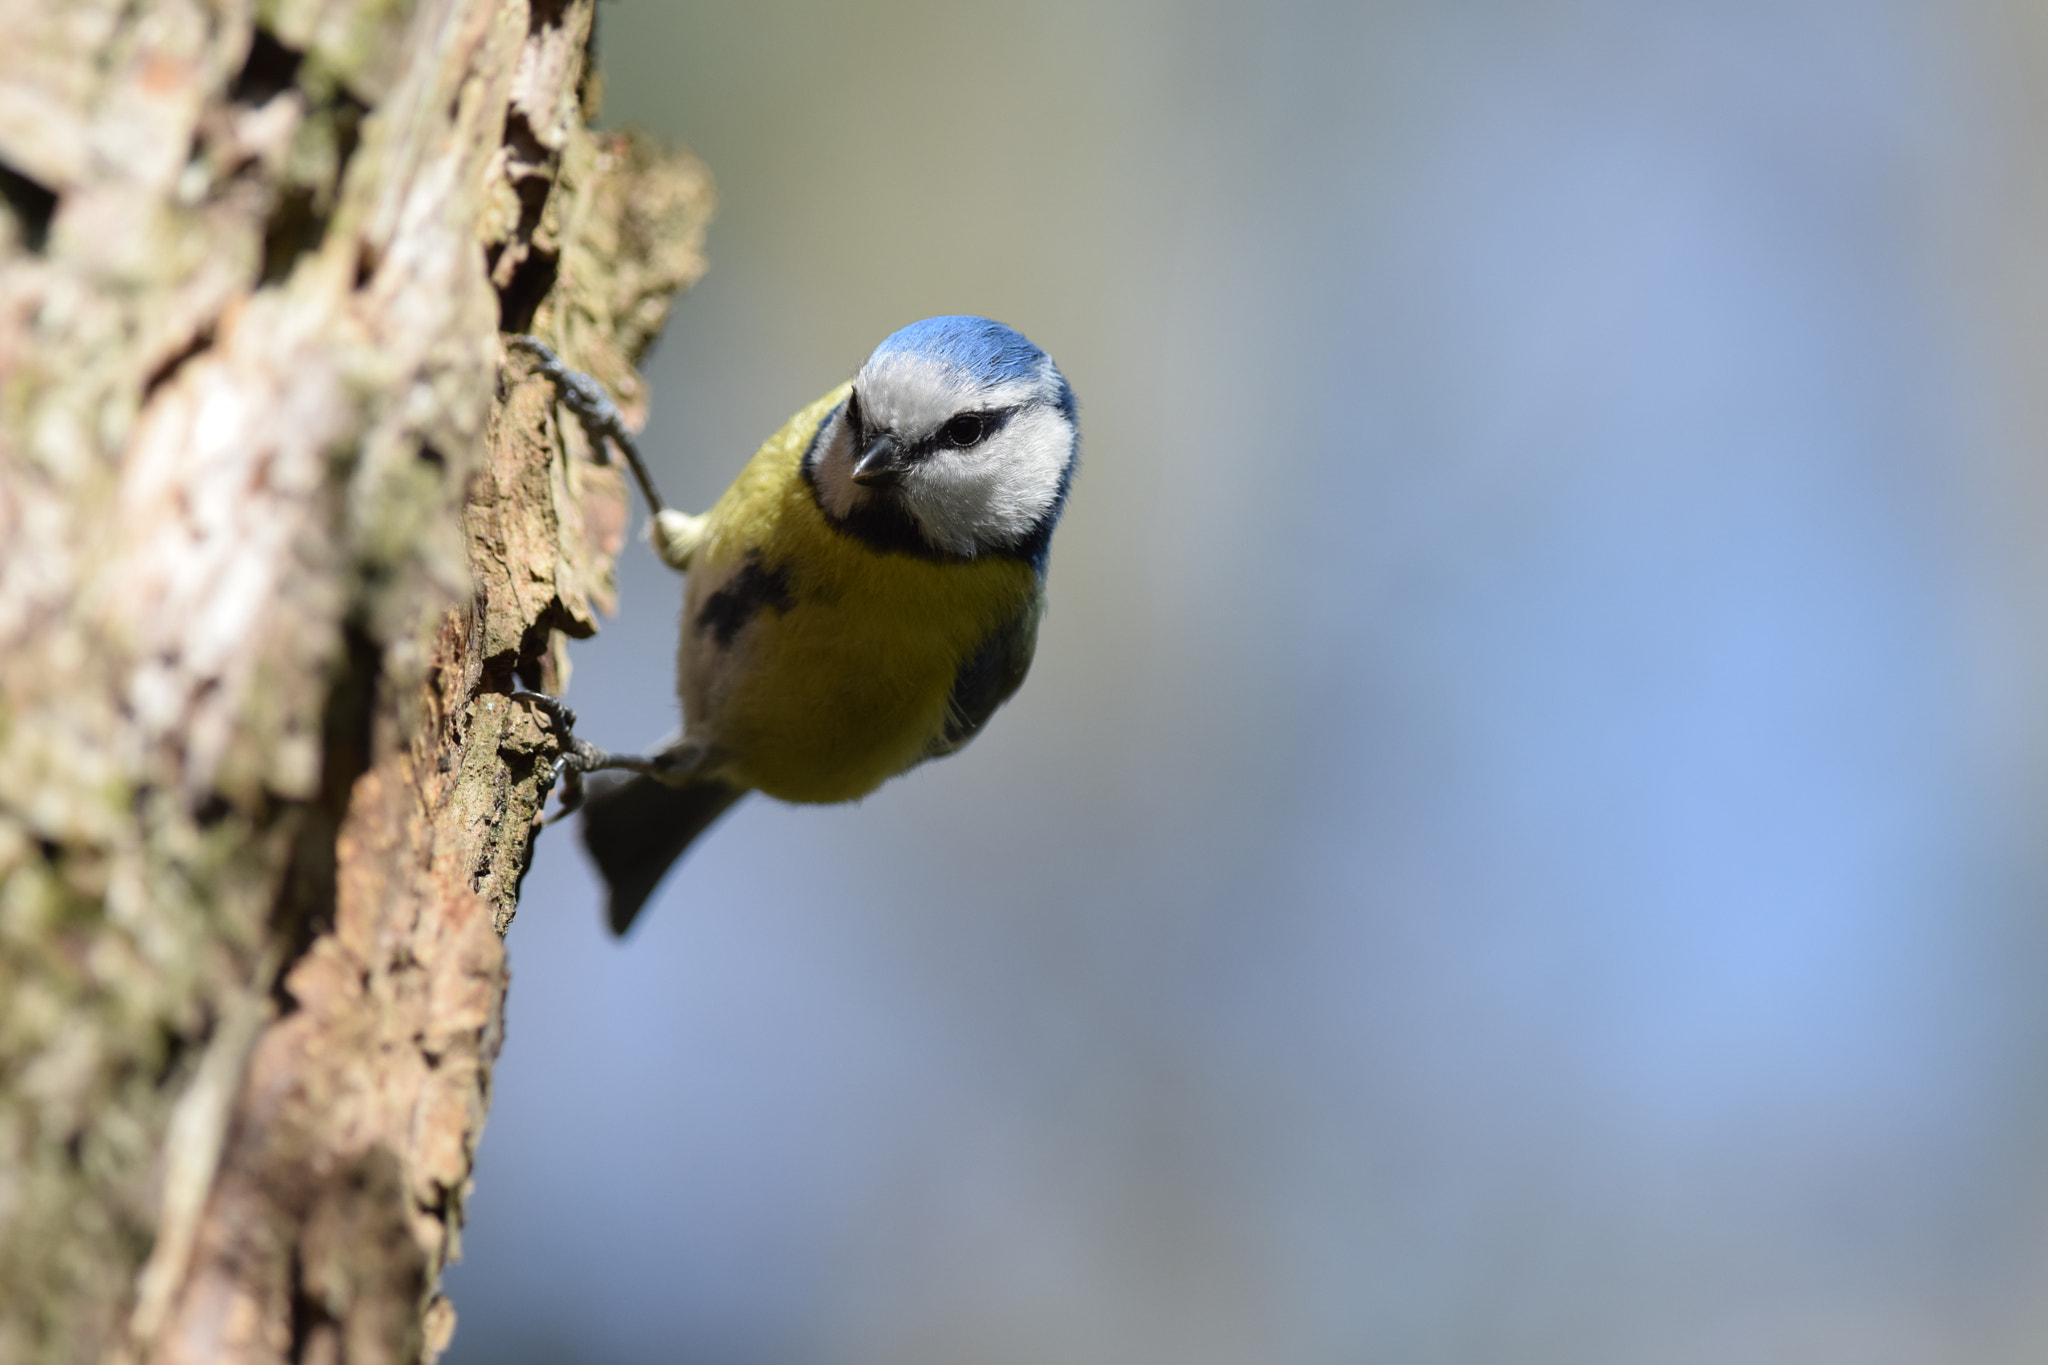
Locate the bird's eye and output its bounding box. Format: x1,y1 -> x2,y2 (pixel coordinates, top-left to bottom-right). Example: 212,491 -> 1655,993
943,413 -> 986,447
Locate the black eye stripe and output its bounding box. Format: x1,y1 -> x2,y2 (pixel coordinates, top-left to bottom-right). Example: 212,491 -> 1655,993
903,405 -> 1017,460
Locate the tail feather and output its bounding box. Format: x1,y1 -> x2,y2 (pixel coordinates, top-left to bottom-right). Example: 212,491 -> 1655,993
578,775 -> 746,935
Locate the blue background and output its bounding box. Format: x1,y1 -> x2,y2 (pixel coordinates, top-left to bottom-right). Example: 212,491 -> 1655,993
447,1 -> 2048,1360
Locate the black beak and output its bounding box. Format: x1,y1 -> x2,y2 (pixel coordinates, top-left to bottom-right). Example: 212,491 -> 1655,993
852,435 -> 910,488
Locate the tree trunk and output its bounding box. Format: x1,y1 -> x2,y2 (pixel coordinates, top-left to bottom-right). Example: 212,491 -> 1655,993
0,1 -> 709,1360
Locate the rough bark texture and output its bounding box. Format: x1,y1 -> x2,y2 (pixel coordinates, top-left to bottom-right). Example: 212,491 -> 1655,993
0,1 -> 710,1361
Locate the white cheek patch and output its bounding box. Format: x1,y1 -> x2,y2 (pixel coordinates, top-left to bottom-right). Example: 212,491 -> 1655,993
899,404 -> 1073,556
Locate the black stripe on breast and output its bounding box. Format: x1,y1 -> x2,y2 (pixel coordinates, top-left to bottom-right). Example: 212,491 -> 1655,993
695,553 -> 794,646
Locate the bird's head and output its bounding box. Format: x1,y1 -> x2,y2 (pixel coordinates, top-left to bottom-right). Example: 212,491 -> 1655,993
806,316 -> 1077,565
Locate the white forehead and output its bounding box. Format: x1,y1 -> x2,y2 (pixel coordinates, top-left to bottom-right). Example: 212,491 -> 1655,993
856,350 -> 1052,434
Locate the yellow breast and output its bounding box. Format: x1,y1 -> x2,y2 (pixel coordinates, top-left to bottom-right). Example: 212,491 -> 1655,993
677,384 -> 1040,804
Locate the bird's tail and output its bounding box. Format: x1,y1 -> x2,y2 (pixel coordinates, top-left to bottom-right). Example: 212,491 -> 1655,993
578,775 -> 746,935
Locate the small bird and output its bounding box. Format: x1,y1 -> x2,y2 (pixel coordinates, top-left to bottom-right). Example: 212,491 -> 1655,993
513,317 -> 1078,934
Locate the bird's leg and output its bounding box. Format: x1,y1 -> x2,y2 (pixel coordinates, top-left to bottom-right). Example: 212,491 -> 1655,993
506,335 -> 707,571
505,336 -> 662,508
513,691 -> 711,821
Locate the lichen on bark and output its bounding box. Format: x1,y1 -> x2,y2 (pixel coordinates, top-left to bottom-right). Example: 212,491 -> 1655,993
0,0 -> 711,1360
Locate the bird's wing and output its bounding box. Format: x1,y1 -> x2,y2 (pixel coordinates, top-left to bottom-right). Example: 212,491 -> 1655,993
928,598 -> 1042,760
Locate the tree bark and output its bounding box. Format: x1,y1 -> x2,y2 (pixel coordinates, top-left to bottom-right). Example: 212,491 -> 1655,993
0,1 -> 710,1360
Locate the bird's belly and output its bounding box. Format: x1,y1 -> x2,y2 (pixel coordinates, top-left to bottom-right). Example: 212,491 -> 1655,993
679,553 -> 1028,804
708,621 -> 954,802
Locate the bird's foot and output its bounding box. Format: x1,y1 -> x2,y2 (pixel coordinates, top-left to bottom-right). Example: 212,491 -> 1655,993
513,691 -> 712,823
512,690 -> 602,822
507,335 -> 671,523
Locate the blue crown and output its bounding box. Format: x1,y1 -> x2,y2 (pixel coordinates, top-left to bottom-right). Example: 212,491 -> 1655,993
870,316 -> 1048,388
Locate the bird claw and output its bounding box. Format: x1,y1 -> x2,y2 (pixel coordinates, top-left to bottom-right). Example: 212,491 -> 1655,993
508,337 -> 630,453
513,689 -> 701,821
507,334 -> 670,519
513,690 -> 591,821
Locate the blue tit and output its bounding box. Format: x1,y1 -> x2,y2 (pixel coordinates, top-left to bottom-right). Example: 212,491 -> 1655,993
514,317 -> 1078,933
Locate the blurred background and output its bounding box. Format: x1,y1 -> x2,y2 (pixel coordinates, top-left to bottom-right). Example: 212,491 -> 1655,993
445,1 -> 2048,1360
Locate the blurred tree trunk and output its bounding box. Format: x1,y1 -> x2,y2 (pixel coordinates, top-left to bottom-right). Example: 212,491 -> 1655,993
0,1 -> 709,1361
